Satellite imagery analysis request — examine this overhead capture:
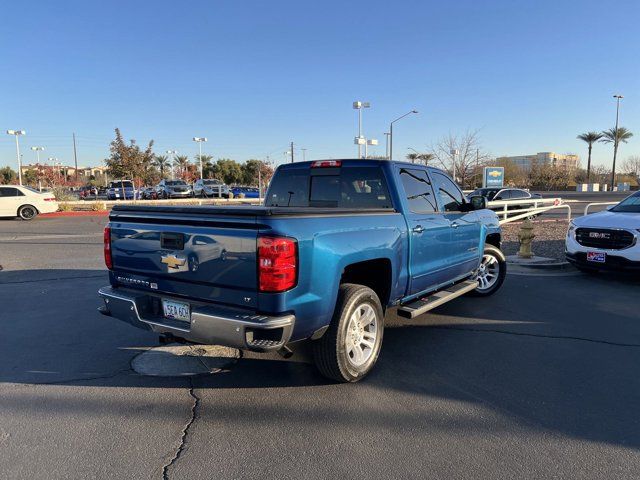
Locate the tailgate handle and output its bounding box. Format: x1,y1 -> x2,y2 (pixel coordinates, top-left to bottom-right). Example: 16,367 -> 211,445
161,232 -> 185,250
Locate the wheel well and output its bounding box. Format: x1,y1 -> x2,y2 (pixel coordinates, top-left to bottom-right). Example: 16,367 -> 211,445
486,233 -> 501,249
340,259 -> 392,307
18,204 -> 39,215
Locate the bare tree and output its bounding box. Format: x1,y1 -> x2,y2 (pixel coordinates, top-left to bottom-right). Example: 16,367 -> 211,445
430,130 -> 491,189
622,155 -> 640,179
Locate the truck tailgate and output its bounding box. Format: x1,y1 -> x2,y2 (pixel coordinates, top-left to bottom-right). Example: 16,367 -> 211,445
109,210 -> 259,308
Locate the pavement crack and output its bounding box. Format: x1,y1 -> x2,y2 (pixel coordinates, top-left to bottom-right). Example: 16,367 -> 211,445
162,379 -> 200,480
431,326 -> 640,347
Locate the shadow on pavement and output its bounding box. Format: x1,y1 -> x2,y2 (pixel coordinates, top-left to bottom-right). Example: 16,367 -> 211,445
1,269 -> 639,450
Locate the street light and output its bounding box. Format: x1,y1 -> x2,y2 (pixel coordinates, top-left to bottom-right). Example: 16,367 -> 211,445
450,149 -> 459,182
364,138 -> 378,159
611,94 -> 624,190
6,130 -> 26,185
353,101 -> 371,158
389,110 -> 418,160
166,150 -> 177,179
31,146 -> 45,165
192,137 -> 207,179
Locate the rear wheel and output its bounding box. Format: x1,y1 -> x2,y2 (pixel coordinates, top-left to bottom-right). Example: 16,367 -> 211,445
469,245 -> 506,297
18,205 -> 38,221
312,284 -> 384,383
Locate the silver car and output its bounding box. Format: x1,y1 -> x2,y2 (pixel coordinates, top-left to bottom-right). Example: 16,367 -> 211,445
156,180 -> 194,199
193,178 -> 230,198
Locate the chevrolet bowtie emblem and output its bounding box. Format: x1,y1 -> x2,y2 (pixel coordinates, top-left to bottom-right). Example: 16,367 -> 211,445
161,253 -> 187,270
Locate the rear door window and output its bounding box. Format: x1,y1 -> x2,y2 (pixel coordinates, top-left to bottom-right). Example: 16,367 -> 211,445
0,187 -> 21,197
398,168 -> 437,214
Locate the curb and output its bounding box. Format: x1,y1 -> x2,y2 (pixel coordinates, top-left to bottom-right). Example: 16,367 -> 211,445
41,211 -> 110,218
506,260 -> 571,270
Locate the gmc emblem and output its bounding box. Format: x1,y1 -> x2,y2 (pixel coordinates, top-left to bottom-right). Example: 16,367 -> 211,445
589,232 -> 610,239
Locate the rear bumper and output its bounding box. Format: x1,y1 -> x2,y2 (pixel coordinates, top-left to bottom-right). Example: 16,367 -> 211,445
97,286 -> 295,351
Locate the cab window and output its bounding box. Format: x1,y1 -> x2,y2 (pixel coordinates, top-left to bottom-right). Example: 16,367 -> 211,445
399,168 -> 437,214
0,187 -> 23,197
431,172 -> 464,212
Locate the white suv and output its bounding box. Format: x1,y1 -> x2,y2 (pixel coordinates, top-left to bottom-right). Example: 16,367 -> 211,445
566,191 -> 640,272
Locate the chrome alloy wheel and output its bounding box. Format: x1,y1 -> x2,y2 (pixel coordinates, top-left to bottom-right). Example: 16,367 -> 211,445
345,303 -> 378,367
476,253 -> 500,291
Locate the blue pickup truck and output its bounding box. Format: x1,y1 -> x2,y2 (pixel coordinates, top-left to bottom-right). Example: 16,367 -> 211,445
98,160 -> 504,382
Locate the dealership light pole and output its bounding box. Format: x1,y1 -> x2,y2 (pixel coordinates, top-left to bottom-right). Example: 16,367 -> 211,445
192,137 -> 207,179
384,132 -> 391,160
611,94 -> 623,190
7,130 -> 26,185
389,110 -> 418,161
364,138 -> 378,159
353,101 -> 370,158
166,150 -> 177,179
31,145 -> 45,165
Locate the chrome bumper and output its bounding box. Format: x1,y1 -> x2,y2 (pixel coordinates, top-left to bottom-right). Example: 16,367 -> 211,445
98,286 -> 295,351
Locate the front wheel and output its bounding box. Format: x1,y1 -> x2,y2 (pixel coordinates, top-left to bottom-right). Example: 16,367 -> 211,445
312,284 -> 384,383
469,245 -> 506,297
18,205 -> 38,221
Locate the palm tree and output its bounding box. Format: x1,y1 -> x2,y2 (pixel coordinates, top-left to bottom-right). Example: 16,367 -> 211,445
600,127 -> 633,188
153,155 -> 169,177
405,152 -> 435,165
576,131 -> 603,182
175,155 -> 189,176
195,154 -> 214,177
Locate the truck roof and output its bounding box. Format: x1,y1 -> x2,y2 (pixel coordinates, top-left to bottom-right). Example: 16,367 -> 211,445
277,159 -> 446,173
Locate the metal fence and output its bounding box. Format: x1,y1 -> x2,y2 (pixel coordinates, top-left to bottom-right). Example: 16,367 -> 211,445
487,198 -> 571,224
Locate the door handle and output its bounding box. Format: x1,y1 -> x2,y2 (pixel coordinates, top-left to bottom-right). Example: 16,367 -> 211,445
451,222 -> 459,229
412,225 -> 425,234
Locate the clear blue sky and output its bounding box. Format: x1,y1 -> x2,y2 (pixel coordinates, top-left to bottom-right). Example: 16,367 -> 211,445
1,0 -> 639,170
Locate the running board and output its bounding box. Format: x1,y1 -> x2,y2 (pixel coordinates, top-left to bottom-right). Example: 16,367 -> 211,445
397,280 -> 478,319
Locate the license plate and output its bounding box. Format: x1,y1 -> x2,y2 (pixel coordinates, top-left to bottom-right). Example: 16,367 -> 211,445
162,299 -> 191,322
587,252 -> 606,263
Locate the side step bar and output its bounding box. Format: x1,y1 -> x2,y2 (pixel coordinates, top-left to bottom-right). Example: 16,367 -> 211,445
397,280 -> 478,319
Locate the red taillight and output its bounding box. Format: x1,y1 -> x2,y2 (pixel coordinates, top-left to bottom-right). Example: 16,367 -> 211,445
311,160 -> 341,168
44,197 -> 56,202
104,226 -> 113,270
258,236 -> 297,292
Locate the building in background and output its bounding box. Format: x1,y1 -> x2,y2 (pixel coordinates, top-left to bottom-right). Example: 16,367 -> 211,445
498,152 -> 579,171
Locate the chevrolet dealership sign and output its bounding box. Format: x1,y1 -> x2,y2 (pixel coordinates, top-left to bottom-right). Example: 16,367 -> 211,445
483,167 -> 504,188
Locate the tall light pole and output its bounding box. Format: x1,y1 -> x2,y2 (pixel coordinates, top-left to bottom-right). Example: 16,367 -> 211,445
450,149 -> 459,182
6,130 -> 26,185
364,138 -> 378,159
384,132 -> 391,160
389,110 -> 418,161
193,137 -> 207,179
353,101 -> 370,158
31,146 -> 45,165
611,94 -> 623,190
166,150 -> 177,179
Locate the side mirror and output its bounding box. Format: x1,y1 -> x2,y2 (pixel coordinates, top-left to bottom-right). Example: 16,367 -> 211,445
469,195 -> 487,210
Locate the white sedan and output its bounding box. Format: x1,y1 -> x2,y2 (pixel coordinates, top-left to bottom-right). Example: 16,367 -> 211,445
0,185 -> 59,220
566,191 -> 640,272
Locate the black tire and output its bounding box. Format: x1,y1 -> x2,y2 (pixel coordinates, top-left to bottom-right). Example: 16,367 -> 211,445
312,284 -> 384,383
469,244 -> 506,297
18,205 -> 38,221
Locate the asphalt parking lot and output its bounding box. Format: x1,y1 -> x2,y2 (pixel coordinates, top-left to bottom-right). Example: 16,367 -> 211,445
1,216 -> 639,479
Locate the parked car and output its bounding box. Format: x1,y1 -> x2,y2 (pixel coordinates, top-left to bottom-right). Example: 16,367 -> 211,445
107,180 -> 136,200
230,186 -> 260,198
566,191 -> 640,272
79,185 -> 98,198
469,187 -> 542,202
140,187 -> 158,200
0,185 -> 58,220
98,159 -> 505,382
193,178 -> 230,198
156,179 -> 194,199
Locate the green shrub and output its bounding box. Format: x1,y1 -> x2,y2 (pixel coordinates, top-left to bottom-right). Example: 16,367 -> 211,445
58,203 -> 74,212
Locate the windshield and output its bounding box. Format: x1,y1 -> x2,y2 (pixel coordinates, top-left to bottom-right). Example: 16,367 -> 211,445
166,180 -> 187,186
203,179 -> 221,185
22,186 -> 42,194
611,192 -> 640,213
266,166 -> 393,209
